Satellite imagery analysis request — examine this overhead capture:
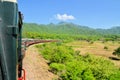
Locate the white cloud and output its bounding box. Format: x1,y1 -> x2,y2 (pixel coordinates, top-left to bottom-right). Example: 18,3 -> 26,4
55,14 -> 75,21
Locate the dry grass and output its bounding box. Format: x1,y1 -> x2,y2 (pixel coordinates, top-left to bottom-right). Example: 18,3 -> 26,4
67,41 -> 120,67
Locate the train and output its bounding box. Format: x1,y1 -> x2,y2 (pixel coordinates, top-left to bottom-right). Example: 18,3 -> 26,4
0,0 -> 25,80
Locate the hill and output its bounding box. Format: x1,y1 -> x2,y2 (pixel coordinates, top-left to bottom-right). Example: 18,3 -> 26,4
96,26 -> 120,35
22,22 -> 120,41
23,23 -> 98,35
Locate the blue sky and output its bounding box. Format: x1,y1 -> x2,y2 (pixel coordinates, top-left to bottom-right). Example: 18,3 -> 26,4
18,0 -> 120,29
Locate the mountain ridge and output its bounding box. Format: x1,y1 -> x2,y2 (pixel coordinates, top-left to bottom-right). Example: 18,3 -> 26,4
23,22 -> 120,35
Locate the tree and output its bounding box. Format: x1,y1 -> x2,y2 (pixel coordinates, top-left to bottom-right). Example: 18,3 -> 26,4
113,47 -> 120,57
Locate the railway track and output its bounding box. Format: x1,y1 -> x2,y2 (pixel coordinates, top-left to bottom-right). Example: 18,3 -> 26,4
22,39 -> 59,47
21,39 -> 59,55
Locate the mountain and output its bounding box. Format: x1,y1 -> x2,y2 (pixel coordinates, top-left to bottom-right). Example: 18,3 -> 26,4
23,22 -> 120,35
23,22 -> 100,35
96,26 -> 120,35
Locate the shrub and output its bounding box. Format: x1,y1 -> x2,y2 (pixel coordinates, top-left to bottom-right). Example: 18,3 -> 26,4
61,60 -> 86,80
82,68 -> 95,80
113,47 -> 120,57
90,41 -> 94,44
104,46 -> 108,50
109,71 -> 120,80
50,63 -> 66,75
39,43 -> 74,63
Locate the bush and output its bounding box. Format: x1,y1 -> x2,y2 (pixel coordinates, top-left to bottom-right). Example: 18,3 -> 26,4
61,60 -> 86,80
90,41 -> 94,44
109,71 -> 120,80
38,43 -> 74,63
82,68 -> 95,80
50,63 -> 66,75
113,47 -> 120,57
104,46 -> 108,50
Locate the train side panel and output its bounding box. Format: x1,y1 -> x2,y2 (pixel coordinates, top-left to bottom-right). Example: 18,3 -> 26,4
0,1 -> 18,80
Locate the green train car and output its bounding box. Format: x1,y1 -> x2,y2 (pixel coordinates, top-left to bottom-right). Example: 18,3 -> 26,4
0,0 -> 24,80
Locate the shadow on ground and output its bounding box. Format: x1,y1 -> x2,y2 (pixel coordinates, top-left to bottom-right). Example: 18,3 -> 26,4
109,56 -> 120,61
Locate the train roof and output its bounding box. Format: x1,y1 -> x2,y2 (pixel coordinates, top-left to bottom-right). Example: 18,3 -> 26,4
0,0 -> 17,3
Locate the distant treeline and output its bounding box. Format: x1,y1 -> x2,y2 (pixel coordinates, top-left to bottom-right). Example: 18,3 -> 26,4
22,22 -> 120,41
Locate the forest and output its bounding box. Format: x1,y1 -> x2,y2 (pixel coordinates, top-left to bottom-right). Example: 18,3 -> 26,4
23,22 -> 120,80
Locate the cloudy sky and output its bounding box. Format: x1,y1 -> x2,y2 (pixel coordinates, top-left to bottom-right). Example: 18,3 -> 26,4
18,0 -> 120,29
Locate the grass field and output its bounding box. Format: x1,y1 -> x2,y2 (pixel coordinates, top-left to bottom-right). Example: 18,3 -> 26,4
67,41 -> 120,67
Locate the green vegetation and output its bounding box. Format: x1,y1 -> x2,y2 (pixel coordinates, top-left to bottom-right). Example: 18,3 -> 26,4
113,47 -> 120,57
36,43 -> 120,80
23,23 -> 120,42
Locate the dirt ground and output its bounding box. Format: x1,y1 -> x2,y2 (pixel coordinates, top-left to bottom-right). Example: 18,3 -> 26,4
23,45 -> 57,80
